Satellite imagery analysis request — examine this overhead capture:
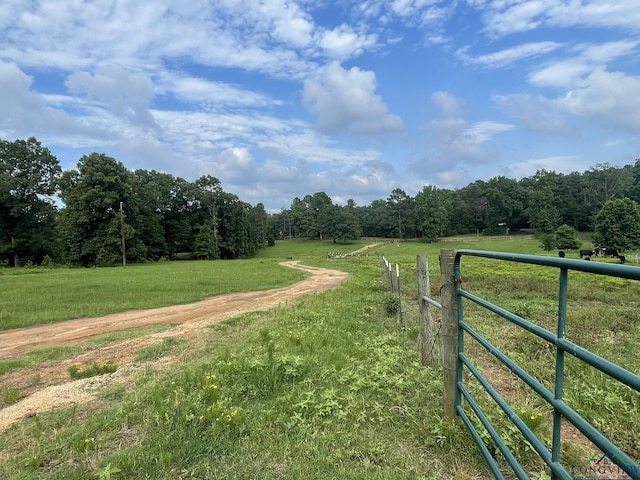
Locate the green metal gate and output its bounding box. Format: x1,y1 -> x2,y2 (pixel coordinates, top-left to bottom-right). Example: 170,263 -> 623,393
452,250 -> 640,480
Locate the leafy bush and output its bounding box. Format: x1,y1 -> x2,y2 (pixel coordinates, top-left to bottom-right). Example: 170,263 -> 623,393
555,224 -> 582,250
538,233 -> 555,251
382,292 -> 400,316
41,255 -> 54,268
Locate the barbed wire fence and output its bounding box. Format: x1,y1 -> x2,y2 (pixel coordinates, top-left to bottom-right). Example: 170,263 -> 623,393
380,254 -> 404,329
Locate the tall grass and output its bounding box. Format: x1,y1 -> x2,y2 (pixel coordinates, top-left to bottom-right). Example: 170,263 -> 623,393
364,237 -> 639,476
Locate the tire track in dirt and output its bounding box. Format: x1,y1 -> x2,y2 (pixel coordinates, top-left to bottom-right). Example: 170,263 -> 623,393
0,261 -> 349,431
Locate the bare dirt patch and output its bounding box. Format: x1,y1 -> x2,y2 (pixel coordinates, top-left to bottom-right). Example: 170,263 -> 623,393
0,261 -> 349,431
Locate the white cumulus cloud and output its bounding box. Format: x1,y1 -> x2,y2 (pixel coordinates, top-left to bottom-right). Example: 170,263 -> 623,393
65,65 -> 157,129
303,61 -> 404,135
558,69 -> 640,131
318,24 -> 378,59
409,91 -> 514,180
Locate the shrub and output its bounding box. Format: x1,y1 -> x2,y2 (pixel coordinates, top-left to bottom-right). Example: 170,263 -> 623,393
382,293 -> 400,316
41,255 -> 55,268
538,233 -> 555,251
555,224 -> 582,250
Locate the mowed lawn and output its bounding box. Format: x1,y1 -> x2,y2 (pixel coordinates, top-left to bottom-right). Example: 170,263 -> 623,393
0,259 -> 308,331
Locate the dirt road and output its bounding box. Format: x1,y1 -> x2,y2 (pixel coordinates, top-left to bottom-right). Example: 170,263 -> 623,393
0,261 -> 349,431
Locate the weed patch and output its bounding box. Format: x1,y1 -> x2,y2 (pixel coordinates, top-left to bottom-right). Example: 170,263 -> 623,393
0,358 -> 26,375
134,337 -> 186,362
1,385 -> 21,405
381,292 -> 400,316
68,361 -> 117,379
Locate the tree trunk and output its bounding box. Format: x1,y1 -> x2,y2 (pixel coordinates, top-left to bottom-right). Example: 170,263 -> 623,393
11,235 -> 20,267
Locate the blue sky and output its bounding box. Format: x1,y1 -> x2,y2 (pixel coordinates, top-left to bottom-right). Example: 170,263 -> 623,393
1,1 -> 639,211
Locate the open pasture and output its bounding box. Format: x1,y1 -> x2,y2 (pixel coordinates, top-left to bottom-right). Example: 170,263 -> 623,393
0,258 -> 307,331
0,236 -> 637,479
349,237 -> 640,474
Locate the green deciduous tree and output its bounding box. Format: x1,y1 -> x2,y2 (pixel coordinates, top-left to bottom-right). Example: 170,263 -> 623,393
521,170 -> 563,231
273,209 -> 292,240
0,137 -> 61,266
58,153 -> 136,266
193,176 -> 264,259
415,185 -> 449,242
289,197 -> 310,238
457,181 -> 488,235
266,215 -> 277,246
253,203 -> 268,248
193,175 -> 222,259
130,170 -> 182,259
309,192 -> 334,241
526,186 -> 560,234
554,172 -> 593,230
539,234 -> 556,251
485,176 -> 526,234
141,171 -> 196,258
584,163 -> 633,210
358,199 -> 387,237
555,224 -> 582,250
593,198 -> 640,252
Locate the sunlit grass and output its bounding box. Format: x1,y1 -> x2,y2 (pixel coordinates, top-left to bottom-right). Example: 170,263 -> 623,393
333,236 -> 640,473
0,236 -> 637,479
0,345 -> 84,376
0,244 -> 494,480
0,259 -> 307,331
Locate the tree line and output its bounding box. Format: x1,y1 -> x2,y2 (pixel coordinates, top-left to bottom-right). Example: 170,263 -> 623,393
1,138 -> 268,267
2,136 -> 640,267
274,161 -> 640,252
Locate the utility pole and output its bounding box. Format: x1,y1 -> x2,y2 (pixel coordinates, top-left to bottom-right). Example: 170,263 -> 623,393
120,201 -> 126,268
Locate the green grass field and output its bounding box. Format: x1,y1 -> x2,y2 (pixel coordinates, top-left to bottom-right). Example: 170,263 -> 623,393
0,236 -> 637,479
0,258 -> 309,330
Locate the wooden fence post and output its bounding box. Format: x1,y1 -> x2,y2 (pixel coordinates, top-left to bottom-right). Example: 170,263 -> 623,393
396,263 -> 405,328
417,255 -> 434,365
440,249 -> 459,419
382,255 -> 393,291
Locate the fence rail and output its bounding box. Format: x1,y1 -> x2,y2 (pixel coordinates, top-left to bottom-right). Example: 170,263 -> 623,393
445,249 -> 640,480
